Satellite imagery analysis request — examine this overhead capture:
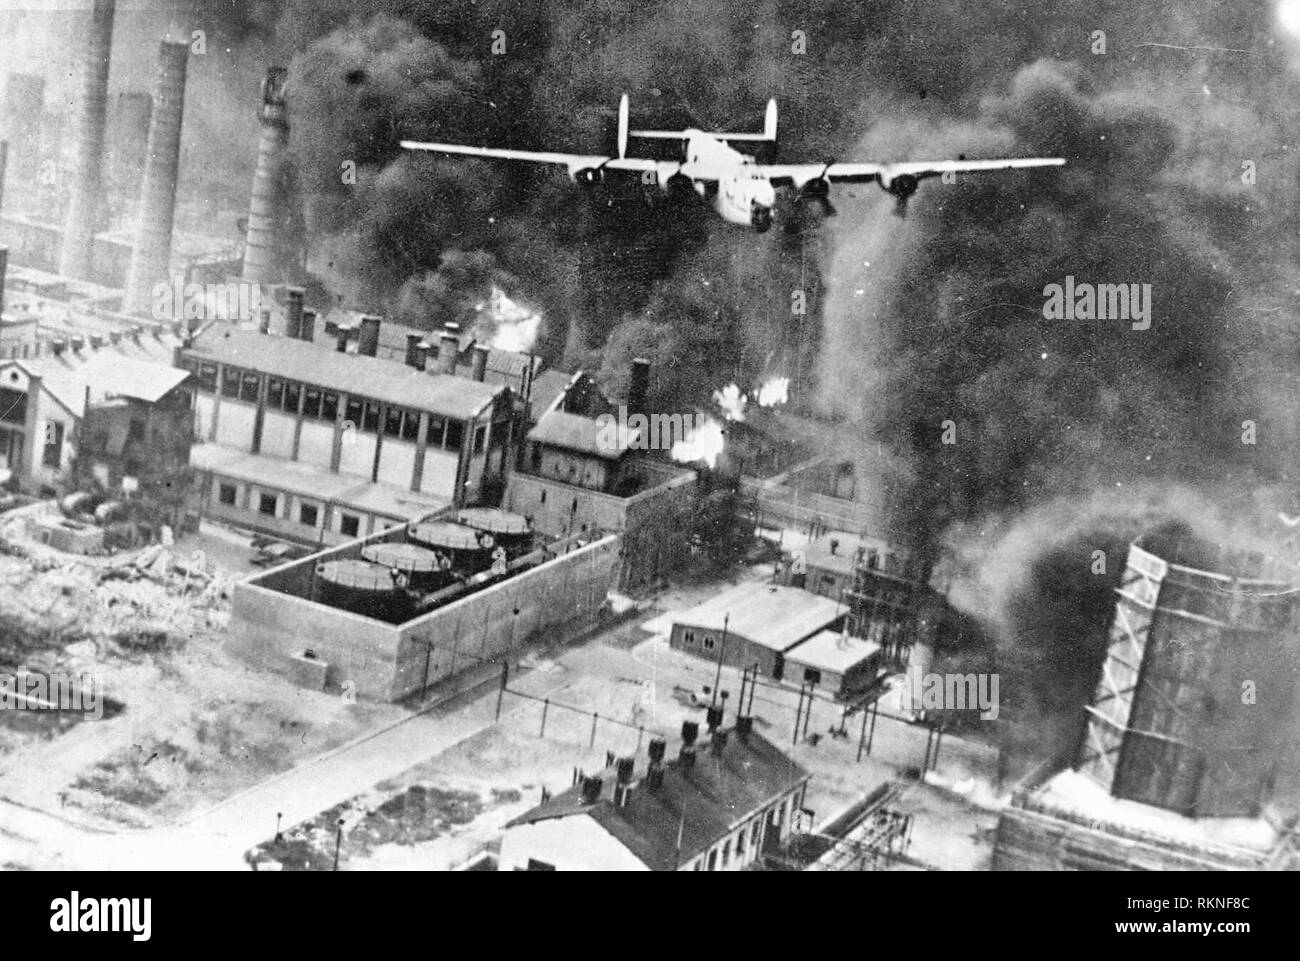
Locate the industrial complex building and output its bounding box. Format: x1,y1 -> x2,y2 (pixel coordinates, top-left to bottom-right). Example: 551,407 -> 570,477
499,721 -> 811,871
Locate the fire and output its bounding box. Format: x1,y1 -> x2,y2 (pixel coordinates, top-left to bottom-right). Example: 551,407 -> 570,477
671,416 -> 726,468
713,383 -> 748,421
474,286 -> 542,352
755,376 -> 789,408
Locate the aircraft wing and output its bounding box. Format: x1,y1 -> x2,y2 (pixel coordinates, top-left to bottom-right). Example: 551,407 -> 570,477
400,140 -> 658,173
761,157 -> 1064,187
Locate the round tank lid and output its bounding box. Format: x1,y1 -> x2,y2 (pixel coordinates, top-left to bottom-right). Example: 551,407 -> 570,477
407,521 -> 484,550
454,507 -> 532,536
315,559 -> 399,591
362,542 -> 444,572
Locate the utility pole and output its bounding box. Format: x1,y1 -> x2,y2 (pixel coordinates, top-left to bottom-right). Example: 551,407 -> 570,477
710,614 -> 729,710
332,818 -> 344,871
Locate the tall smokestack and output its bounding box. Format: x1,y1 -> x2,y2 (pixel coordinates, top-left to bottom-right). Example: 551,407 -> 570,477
0,245 -> 8,318
3,74 -> 45,184
0,141 -> 6,216
241,67 -> 290,284
357,316 -> 381,357
58,0 -> 116,280
108,91 -> 152,189
284,286 -> 304,339
628,357 -> 651,416
123,40 -> 189,316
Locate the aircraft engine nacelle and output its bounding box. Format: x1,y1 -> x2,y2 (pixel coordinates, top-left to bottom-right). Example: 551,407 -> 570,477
570,166 -> 605,186
799,177 -> 830,201
879,171 -> 920,217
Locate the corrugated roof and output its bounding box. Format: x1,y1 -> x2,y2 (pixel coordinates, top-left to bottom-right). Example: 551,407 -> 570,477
185,326 -> 504,421
508,730 -> 810,871
672,583 -> 845,652
527,409 -> 638,459
21,353 -> 189,417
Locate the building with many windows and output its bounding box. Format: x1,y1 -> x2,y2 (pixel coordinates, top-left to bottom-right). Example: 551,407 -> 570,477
180,325 -> 519,545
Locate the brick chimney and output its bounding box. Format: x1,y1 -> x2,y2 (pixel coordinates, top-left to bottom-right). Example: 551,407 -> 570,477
437,328 -> 459,375
404,333 -> 426,370
357,316 -> 381,357
299,308 -> 316,343
470,343 -> 490,382
284,286 -> 304,339
628,357 -> 650,416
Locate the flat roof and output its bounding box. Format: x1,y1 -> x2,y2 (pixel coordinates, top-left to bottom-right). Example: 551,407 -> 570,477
527,409 -> 638,459
672,583 -> 845,652
185,326 -> 504,422
190,445 -> 448,520
795,530 -> 900,578
785,629 -> 881,675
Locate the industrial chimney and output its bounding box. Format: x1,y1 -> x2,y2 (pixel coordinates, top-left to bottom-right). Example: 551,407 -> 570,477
59,0 -> 116,280
0,245 -> 8,318
3,73 -> 45,184
470,343 -> 490,382
123,40 -> 189,316
357,316 -> 381,357
108,91 -> 152,189
437,329 -> 459,375
284,287 -> 304,339
241,68 -> 290,285
628,357 -> 650,416
0,141 -> 7,216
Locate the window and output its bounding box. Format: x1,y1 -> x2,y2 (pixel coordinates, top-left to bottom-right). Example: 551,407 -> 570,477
703,635 -> 715,651
340,513 -> 360,537
383,405 -> 403,438
239,371 -> 261,402
299,503 -> 319,527
444,420 -> 463,451
221,367 -> 241,398
302,388 -> 322,419
42,421 -> 63,469
267,378 -> 285,409
283,381 -> 302,413
362,401 -> 380,432
345,397 -> 364,429
0,387 -> 26,425
400,409 -> 419,442
707,849 -> 717,871
195,363 -> 218,393
473,425 -> 486,454
426,417 -> 445,447
258,493 -> 278,516
218,483 -> 237,506
722,839 -> 731,867
737,827 -> 746,858
683,630 -> 695,646
321,391 -> 339,421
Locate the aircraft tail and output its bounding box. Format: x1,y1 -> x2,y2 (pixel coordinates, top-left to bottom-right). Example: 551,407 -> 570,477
628,97 -> 778,144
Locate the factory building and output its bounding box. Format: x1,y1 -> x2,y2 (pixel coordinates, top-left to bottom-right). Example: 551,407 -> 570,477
503,367 -> 697,592
668,582 -> 847,681
0,336 -> 190,496
499,722 -> 810,871
994,536 -> 1300,870
180,325 -> 519,545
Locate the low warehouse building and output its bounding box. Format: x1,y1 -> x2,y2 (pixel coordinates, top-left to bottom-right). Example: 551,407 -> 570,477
668,582 -> 846,681
782,629 -> 884,699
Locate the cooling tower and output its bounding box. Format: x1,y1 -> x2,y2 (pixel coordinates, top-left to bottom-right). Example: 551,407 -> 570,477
241,67 -> 291,284
1076,537 -> 1300,818
58,0 -> 116,280
123,40 -> 189,316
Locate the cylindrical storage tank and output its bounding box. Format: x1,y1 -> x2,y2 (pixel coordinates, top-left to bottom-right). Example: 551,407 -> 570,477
406,520 -> 493,574
1077,536 -> 1300,818
314,559 -> 408,621
454,507 -> 533,554
123,40 -> 189,316
59,0 -> 117,280
361,541 -> 450,592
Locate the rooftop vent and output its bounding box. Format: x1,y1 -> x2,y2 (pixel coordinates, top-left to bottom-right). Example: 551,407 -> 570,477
681,720 -> 698,747
580,775 -> 603,805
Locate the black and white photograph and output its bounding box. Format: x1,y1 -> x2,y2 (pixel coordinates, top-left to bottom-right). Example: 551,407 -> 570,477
0,0 -> 1293,926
